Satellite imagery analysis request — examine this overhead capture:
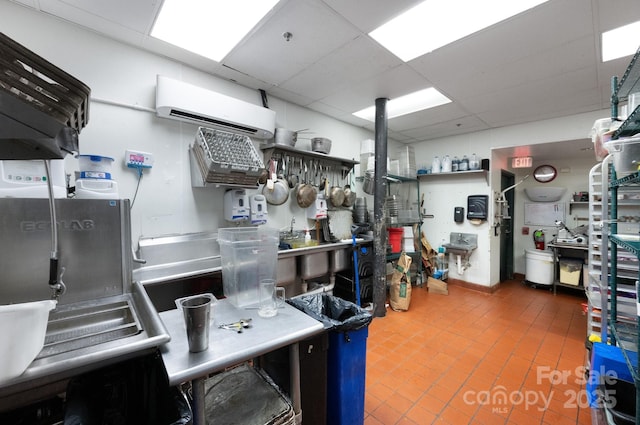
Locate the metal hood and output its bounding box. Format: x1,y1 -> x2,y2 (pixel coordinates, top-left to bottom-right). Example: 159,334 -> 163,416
155,75 -> 275,139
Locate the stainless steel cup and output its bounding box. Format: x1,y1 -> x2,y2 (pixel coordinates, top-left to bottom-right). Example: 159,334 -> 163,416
180,295 -> 212,352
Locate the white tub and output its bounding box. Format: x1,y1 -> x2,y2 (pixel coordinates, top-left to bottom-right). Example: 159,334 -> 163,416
525,249 -> 554,286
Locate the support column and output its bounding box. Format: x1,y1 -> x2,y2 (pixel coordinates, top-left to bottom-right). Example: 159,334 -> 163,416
373,97 -> 388,318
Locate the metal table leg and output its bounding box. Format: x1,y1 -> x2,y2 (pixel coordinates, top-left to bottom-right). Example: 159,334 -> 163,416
289,342 -> 302,424
192,376 -> 206,425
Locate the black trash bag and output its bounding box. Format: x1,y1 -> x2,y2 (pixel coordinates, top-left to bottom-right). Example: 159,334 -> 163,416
287,293 -> 372,332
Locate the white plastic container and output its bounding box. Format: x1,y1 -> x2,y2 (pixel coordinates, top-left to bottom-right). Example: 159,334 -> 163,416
77,154 -> 115,180
525,249 -> 554,286
604,136 -> 640,177
0,299 -> 56,383
75,179 -> 119,199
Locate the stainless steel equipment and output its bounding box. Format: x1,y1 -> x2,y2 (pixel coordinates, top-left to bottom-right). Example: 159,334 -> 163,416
0,198 -> 169,396
0,32 -> 90,159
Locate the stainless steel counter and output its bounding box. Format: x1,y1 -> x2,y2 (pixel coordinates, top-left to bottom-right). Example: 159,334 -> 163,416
158,299 -> 324,425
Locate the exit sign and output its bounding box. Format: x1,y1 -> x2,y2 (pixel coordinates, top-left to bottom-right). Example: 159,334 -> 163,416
512,156 -> 533,168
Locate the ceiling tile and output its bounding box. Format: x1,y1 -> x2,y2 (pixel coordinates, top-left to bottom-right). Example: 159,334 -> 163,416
40,0 -> 160,33
318,64 -> 433,114
321,0 -> 424,33
279,35 -> 402,102
224,0 -> 360,86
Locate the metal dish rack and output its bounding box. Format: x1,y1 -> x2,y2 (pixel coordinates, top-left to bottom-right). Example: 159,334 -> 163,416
190,126 -> 264,187
0,32 -> 90,159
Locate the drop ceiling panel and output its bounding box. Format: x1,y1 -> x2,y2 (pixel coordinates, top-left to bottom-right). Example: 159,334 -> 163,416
321,0 -> 424,33
399,115 -> 490,142
223,0 -> 361,86
470,68 -> 602,127
317,64 -> 433,114
279,35 -> 402,102
38,0 -> 160,33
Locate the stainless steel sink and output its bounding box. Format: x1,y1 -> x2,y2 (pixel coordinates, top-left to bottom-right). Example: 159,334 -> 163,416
443,232 -> 478,257
0,281 -> 170,394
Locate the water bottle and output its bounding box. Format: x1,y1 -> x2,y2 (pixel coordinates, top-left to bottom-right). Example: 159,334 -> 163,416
452,156 -> 459,172
441,155 -> 452,173
431,156 -> 441,174
459,155 -> 469,171
469,153 -> 480,170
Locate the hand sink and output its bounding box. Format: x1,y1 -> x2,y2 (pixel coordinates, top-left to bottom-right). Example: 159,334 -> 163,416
442,242 -> 477,256
442,232 -> 478,257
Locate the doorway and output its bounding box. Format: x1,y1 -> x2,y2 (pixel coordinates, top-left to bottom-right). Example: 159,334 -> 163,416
499,170 -> 515,281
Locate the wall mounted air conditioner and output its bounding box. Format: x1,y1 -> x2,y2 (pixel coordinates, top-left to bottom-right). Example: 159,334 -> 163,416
155,75 -> 276,139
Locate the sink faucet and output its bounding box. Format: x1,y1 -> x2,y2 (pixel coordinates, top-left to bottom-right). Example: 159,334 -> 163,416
290,217 -> 296,234
457,234 -> 468,244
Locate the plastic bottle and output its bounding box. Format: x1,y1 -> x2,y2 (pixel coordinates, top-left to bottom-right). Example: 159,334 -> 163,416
452,156 -> 459,172
431,156 -> 441,174
469,153 -> 480,170
304,229 -> 311,244
459,155 -> 469,171
441,155 -> 452,173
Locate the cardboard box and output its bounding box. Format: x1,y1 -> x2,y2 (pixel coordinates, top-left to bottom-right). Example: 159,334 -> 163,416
560,259 -> 582,286
427,277 -> 448,295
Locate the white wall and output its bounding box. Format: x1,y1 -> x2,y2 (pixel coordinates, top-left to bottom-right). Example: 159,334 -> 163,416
412,113 -> 606,287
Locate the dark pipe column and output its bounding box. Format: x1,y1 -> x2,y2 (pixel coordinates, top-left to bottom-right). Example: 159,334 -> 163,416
372,97 -> 388,318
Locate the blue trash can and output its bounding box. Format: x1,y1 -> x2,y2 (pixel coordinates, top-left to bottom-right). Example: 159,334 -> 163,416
288,294 -> 372,425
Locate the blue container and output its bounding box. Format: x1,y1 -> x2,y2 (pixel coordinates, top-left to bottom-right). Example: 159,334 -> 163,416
587,342 -> 637,408
327,327 -> 369,425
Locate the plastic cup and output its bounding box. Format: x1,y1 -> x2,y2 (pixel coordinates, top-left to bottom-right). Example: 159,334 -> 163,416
180,295 -> 212,352
258,279 -> 285,318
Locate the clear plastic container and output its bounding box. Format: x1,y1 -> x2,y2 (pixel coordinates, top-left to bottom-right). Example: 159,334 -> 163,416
431,156 -> 441,174
441,155 -> 452,172
452,156 -> 459,172
218,227 -> 279,308
469,153 -> 480,170
459,155 -> 469,171
604,136 -> 640,177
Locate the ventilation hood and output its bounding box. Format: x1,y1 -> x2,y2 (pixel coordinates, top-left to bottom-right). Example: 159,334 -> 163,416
155,75 -> 275,139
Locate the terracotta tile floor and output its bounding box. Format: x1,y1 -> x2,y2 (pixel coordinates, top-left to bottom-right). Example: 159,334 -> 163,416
364,280 -> 590,425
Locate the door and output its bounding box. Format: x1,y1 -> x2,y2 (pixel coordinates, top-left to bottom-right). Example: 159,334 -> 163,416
499,171 -> 515,281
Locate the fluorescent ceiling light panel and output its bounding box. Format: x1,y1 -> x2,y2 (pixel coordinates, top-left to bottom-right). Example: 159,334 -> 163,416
151,0 -> 279,62
602,21 -> 640,62
370,0 -> 549,62
353,87 -> 451,121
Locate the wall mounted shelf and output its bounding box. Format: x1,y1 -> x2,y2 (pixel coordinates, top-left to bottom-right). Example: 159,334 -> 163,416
417,169 -> 488,185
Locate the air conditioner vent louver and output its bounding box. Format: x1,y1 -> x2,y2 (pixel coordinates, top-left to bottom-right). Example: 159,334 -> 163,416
169,109 -> 259,135
156,75 -> 275,139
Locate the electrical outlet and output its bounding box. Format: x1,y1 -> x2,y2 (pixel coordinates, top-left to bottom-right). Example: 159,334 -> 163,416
125,150 -> 154,168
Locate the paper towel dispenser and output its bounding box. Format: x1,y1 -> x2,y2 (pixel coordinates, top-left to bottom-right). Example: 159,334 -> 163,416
467,195 -> 489,220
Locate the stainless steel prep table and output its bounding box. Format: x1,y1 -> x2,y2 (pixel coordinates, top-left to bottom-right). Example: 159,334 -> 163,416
548,242 -> 589,294
159,299 -> 324,425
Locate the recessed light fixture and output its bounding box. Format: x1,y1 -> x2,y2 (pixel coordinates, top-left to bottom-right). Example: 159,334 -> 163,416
353,87 -> 451,121
369,0 -> 550,62
151,0 -> 280,62
602,20 -> 640,62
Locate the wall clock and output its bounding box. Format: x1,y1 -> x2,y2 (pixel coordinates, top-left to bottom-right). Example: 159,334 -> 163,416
533,164 -> 557,183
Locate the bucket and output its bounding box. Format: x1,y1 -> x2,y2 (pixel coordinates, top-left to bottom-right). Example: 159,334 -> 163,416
525,249 -> 554,286
388,228 -> 403,253
77,155 -> 115,180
